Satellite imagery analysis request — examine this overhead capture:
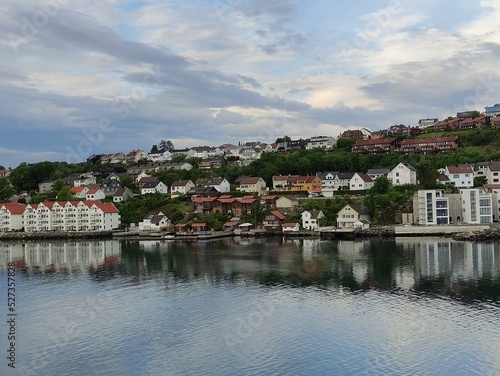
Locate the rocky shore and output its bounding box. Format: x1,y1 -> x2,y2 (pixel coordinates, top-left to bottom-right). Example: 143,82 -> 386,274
0,231 -> 114,241
451,227 -> 500,241
359,227 -> 396,238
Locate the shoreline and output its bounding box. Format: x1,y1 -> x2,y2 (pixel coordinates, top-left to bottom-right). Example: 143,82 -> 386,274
1,224 -> 499,242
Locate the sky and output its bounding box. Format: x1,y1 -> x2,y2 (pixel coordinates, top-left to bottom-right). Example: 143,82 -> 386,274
1,0 -> 500,168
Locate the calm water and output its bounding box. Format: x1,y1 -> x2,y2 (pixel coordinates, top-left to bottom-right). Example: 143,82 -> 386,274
0,237 -> 499,376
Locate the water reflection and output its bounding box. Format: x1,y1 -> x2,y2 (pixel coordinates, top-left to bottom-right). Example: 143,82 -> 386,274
0,237 -> 499,304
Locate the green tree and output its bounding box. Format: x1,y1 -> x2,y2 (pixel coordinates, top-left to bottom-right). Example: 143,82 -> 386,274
151,144 -> 159,154
0,179 -> 14,201
159,140 -> 174,152
336,138 -> 355,152
370,176 -> 391,194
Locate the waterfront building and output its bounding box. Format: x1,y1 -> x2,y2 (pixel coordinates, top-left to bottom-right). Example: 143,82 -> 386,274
0,201 -> 120,232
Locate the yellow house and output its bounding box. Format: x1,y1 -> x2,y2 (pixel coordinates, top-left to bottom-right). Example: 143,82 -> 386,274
290,176 -> 322,192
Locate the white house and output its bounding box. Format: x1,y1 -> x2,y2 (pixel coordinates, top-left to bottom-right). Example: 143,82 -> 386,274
170,180 -> 195,195
282,223 -> 300,232
72,174 -> 96,187
301,210 -> 325,230
316,172 -> 338,190
305,136 -> 336,150
85,188 -> 106,201
334,172 -> 355,191
486,161 -> 500,184
367,168 -> 390,181
444,164 -> 474,188
196,177 -> 230,193
138,211 -> 171,231
141,180 -> 169,195
0,203 -> 25,231
336,204 -> 371,229
349,173 -> 374,191
148,150 -> 173,163
387,163 -> 417,186
135,171 -> 150,183
188,146 -> 223,159
113,188 -> 134,203
70,186 -> 90,199
237,176 -> 267,195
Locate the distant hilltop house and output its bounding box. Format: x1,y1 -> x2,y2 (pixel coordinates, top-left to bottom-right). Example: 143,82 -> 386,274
305,136 -> 337,150
352,136 -> 459,154
188,146 -> 224,159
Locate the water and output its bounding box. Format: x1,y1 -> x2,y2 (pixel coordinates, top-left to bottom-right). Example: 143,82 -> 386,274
0,237 -> 499,376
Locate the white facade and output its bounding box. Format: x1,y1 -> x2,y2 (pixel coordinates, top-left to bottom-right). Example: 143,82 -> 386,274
305,136 -> 336,150
188,147 -> 223,159
349,173 -> 373,191
301,210 -> 325,230
413,190 -> 449,225
141,181 -> 169,195
1,201 -> 120,232
444,165 -> 474,188
387,163 -> 417,186
317,172 -> 337,190
282,223 -> 300,232
85,189 -> 106,201
73,176 -> 96,187
0,204 -> 25,231
486,162 -> 500,184
170,180 -> 195,195
138,211 -> 171,231
148,150 -> 172,162
460,189 -> 493,224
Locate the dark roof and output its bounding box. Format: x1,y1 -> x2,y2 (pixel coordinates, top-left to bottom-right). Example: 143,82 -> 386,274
142,181 -> 161,189
307,210 -> 323,219
349,204 -> 371,215
367,168 -> 390,175
150,215 -> 168,225
316,171 -> 339,180
171,179 -> 192,187
337,172 -> 356,180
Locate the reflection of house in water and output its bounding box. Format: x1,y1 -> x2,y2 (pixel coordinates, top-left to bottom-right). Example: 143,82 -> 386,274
336,240 -> 370,284
0,240 -> 121,271
397,238 -> 499,279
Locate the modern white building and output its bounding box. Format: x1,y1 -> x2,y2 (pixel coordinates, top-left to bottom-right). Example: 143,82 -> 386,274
460,188 -> 493,224
413,190 -> 450,225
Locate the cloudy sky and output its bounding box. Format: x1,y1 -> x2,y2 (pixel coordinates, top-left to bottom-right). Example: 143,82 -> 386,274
1,0 -> 500,168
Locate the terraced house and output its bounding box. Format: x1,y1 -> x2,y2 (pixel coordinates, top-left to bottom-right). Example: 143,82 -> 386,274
0,201 -> 120,232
